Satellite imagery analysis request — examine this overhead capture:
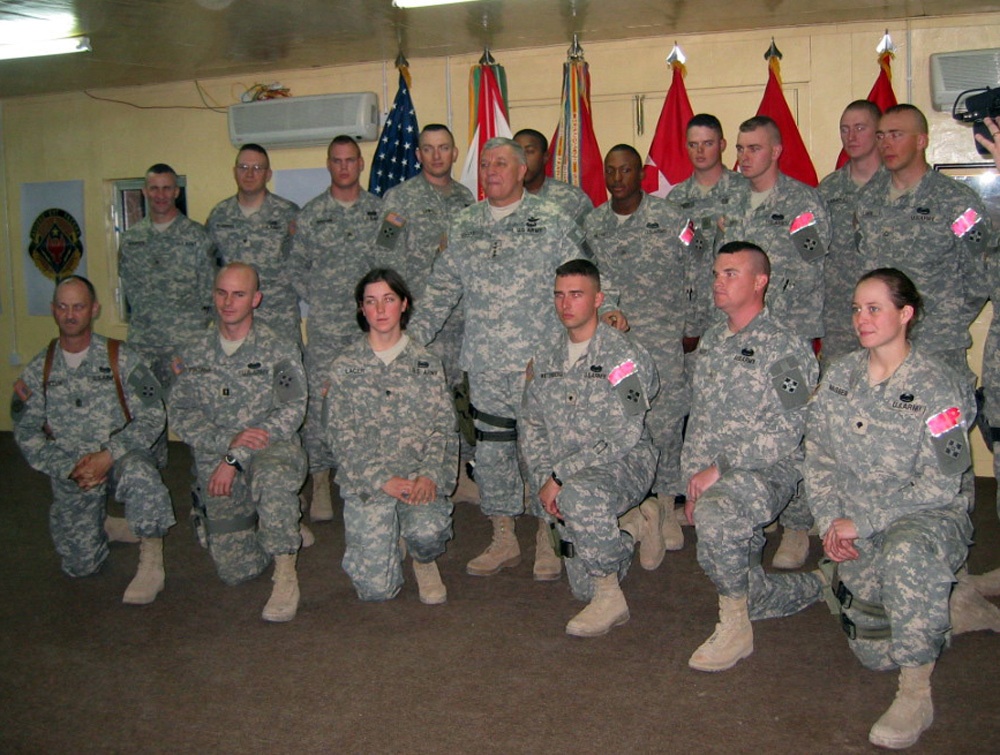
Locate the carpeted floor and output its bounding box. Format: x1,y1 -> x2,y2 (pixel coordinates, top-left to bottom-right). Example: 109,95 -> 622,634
1,431 -> 998,753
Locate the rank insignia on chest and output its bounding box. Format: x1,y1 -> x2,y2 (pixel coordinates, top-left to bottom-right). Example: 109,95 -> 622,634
222,388 -> 230,397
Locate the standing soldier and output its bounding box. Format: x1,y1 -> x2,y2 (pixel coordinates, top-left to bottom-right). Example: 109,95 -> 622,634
818,101 -> 884,362
207,144 -> 301,344
289,135 -> 384,522
12,276 -> 174,604
520,260 -> 660,636
514,128 -> 594,227
409,137 -> 587,579
585,144 -> 691,561
169,263 -> 308,622
118,163 -> 216,389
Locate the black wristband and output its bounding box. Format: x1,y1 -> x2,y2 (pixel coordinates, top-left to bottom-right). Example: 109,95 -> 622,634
551,471 -> 563,486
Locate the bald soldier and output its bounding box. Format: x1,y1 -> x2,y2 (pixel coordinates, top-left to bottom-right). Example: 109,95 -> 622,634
12,276 -> 174,604
169,263 -> 309,622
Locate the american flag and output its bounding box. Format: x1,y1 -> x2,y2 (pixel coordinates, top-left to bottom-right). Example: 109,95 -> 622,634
368,66 -> 421,197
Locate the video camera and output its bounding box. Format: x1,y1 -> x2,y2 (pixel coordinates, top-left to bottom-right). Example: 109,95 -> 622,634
952,86 -> 1000,157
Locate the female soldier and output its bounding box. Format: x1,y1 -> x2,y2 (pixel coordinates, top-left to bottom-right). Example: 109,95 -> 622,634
805,268 -> 976,749
325,268 -> 458,604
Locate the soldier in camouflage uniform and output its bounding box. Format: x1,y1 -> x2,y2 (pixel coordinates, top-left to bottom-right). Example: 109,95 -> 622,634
804,269 -> 977,749
585,144 -> 692,561
380,124 -> 476,388
118,163 -> 216,389
12,276 -> 174,605
667,114 -> 747,349
725,116 -> 832,570
818,101 -> 884,362
520,259 -> 659,636
683,243 -> 821,672
325,269 -> 458,604
514,129 -> 594,226
288,135 -> 384,522
169,263 -> 308,622
408,137 -> 588,579
207,144 -> 301,344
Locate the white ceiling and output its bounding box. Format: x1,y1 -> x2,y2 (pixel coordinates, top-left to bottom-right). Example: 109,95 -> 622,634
0,0 -> 993,99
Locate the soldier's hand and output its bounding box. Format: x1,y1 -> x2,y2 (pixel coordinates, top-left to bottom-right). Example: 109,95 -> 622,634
381,476 -> 414,503
686,464 -> 720,515
822,518 -> 859,562
408,476 -> 437,505
974,116 -> 1000,166
230,428 -> 270,450
602,310 -> 629,332
69,450 -> 113,490
539,477 -> 562,518
209,461 -> 237,497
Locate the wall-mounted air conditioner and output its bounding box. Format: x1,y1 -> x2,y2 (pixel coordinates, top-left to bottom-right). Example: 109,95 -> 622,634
228,92 -> 380,148
930,48 -> 1000,112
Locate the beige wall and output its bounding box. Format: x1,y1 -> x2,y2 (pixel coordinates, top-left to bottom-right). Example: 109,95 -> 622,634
2,13 -> 999,471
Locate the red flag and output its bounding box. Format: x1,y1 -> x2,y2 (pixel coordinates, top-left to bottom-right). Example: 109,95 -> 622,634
754,50 -> 819,187
460,61 -> 512,200
835,50 -> 898,168
642,58 -> 695,197
547,55 -> 605,207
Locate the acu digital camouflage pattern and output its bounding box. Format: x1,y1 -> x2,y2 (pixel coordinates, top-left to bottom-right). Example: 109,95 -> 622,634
206,192 -> 302,343
118,213 -> 216,370
534,177 -> 594,227
722,173 -> 832,340
683,309 -> 820,615
12,335 -> 174,577
287,188 -> 383,471
585,192 -> 691,497
325,336 -> 457,600
168,322 -> 307,584
667,168 -> 747,339
380,173 -> 476,385
979,235 -> 1000,514
520,323 -> 658,598
818,164 -> 882,361
855,168 -> 991,356
805,347 -> 974,670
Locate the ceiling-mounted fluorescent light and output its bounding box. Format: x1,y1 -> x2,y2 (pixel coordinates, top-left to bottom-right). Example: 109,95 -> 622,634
392,0 -> 478,8
0,36 -> 91,62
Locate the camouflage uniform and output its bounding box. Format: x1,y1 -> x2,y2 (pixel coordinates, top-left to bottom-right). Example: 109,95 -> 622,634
667,169 -> 747,342
206,192 -> 301,344
818,166 -> 883,361
520,323 -> 658,600
723,173 -> 831,341
118,214 -> 216,387
11,336 -> 174,577
805,348 -> 974,670
168,323 -> 307,585
982,246 -> 1000,518
288,189 -> 383,472
325,336 -> 458,600
682,308 -> 821,619
585,193 -> 690,499
408,192 -> 587,518
855,168 -> 990,382
534,177 -> 594,227
380,173 -> 476,385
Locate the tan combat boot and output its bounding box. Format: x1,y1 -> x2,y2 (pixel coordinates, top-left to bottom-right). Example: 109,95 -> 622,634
689,594 -> 754,672
105,515 -> 140,544
466,516 -> 521,576
299,524 -> 315,549
122,537 -> 165,605
619,498 -> 666,570
533,518 -> 562,581
262,553 -> 300,622
950,579 -> 1000,634
868,662 -> 934,749
772,528 -> 810,570
413,559 -> 447,605
310,469 -> 334,522
565,573 -> 629,637
661,496 -> 685,551
962,566 -> 1000,597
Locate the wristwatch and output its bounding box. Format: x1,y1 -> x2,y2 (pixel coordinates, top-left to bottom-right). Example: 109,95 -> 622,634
224,453 -> 243,472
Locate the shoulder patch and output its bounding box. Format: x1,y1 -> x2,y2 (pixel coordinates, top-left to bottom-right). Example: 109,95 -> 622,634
127,363 -> 163,407
274,359 -> 306,402
769,356 -> 809,410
